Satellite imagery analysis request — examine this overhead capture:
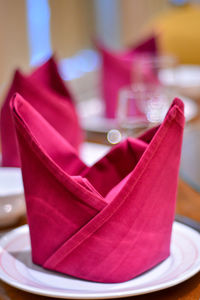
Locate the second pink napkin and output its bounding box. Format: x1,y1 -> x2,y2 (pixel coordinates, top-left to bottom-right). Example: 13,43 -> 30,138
0,57 -> 83,167
98,35 -> 158,118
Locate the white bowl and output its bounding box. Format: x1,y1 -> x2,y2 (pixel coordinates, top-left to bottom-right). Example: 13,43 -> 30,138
0,168 -> 25,227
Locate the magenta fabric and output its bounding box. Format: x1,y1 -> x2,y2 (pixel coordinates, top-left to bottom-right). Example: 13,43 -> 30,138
11,94 -> 184,283
99,35 -> 158,118
0,57 -> 83,167
129,35 -> 157,54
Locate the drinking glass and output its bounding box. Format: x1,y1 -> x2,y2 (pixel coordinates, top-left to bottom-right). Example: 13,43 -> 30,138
107,54 -> 177,143
131,54 -> 177,85
116,83 -> 176,140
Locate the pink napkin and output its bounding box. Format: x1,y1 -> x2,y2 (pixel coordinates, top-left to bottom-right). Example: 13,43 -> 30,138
11,93 -> 184,283
0,57 -> 83,167
98,35 -> 158,118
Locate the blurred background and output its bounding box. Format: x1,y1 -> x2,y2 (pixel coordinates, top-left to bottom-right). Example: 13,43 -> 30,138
1,0 -> 200,95
1,0 -> 200,191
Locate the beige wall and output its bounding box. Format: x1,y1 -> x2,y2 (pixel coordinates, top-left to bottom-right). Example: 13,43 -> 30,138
0,0 -> 172,99
120,0 -> 170,47
49,0 -> 95,58
0,0 -> 96,93
0,0 -> 29,89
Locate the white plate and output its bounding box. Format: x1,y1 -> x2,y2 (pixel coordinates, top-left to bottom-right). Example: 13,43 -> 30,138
78,96 -> 198,133
0,222 -> 200,299
0,167 -> 25,227
159,65 -> 200,88
0,167 -> 23,197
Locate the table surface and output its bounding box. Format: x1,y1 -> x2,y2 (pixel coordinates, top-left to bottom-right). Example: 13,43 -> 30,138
0,98 -> 200,300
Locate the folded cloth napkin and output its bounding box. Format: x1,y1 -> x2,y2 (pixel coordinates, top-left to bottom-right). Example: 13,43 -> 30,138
0,57 -> 83,167
98,35 -> 158,118
11,93 -> 184,283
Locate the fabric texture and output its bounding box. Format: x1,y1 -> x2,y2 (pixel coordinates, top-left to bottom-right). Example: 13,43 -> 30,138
11,94 -> 184,283
0,57 -> 83,167
98,35 -> 158,118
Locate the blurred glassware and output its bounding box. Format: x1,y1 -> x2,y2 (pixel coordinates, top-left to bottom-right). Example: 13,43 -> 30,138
131,54 -> 177,86
116,82 -> 198,145
114,54 -> 178,140
72,52 -> 197,137
117,83 -> 169,140
120,84 -> 171,123
77,88 -> 197,137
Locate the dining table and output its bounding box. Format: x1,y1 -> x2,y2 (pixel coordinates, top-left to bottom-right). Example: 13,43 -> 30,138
0,98 -> 200,300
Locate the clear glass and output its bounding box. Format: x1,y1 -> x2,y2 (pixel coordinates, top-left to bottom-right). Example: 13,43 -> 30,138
107,54 -> 178,143
115,54 -> 177,139
131,54 -> 177,85
117,83 -> 176,139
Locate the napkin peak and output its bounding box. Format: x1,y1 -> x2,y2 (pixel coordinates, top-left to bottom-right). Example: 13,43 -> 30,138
0,57 -> 83,167
30,56 -> 73,99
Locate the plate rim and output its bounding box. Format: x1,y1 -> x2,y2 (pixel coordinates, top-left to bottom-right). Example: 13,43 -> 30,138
79,96 -> 198,134
0,222 -> 200,299
160,65 -> 200,87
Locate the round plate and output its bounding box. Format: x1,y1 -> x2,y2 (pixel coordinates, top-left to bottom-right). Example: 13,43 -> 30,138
0,167 -> 25,227
0,222 -> 200,299
78,96 -> 198,133
159,65 -> 200,88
